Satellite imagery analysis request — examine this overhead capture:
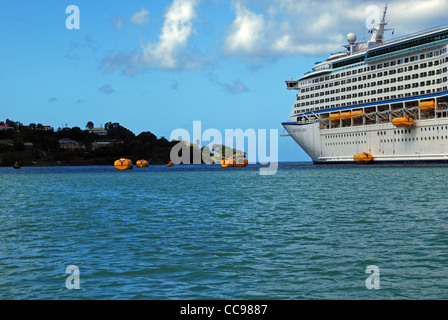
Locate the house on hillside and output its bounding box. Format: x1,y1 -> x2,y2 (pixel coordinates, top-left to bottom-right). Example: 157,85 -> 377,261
89,128 -> 108,136
91,141 -> 112,151
59,138 -> 81,150
41,126 -> 54,131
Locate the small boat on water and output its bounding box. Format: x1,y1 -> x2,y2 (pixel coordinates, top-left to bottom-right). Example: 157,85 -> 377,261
221,156 -> 248,168
136,159 -> 149,167
166,161 -> 174,167
114,158 -> 133,170
13,161 -> 21,169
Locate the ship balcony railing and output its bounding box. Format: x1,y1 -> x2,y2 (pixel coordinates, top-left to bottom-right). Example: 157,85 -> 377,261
385,23 -> 448,46
377,111 -> 390,119
390,109 -> 406,117
363,113 -> 377,121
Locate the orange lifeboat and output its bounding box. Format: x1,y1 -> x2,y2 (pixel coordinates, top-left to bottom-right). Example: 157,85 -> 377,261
340,111 -> 352,121
166,161 -> 174,167
392,116 -> 414,127
235,157 -> 249,167
221,157 -> 248,168
114,158 -> 133,170
351,110 -> 363,119
353,153 -> 373,163
419,100 -> 436,112
329,113 -> 341,122
136,159 -> 149,167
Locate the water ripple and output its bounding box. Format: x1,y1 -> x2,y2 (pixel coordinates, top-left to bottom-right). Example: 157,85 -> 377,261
1,164 -> 448,299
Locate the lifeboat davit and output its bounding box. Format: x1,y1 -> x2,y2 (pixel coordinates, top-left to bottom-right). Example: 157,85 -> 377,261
166,161 -> 174,167
114,158 -> 133,170
419,100 -> 436,112
353,153 -> 373,163
221,157 -> 248,168
136,159 -> 149,167
392,116 -> 414,127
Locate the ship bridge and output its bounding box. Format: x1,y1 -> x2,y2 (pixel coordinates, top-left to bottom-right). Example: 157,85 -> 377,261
286,80 -> 299,90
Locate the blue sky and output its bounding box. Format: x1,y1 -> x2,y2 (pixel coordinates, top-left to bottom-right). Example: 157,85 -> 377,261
1,0 -> 447,161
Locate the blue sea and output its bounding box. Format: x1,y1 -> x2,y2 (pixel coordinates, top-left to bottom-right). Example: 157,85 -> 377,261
0,162 -> 447,300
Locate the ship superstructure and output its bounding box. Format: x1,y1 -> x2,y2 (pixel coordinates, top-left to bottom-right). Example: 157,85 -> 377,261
282,6 -> 448,163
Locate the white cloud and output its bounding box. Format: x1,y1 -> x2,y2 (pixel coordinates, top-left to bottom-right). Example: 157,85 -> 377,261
103,0 -> 204,73
224,0 -> 448,59
102,0 -> 448,73
130,7 -> 150,26
223,2 -> 266,54
138,0 -> 200,69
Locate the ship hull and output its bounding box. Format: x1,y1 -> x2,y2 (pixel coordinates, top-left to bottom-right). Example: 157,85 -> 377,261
283,116 -> 448,164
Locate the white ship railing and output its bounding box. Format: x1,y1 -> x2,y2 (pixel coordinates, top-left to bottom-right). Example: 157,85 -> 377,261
384,23 -> 448,45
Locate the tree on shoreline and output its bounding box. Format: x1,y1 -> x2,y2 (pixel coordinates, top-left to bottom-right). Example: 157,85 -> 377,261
0,119 -> 176,166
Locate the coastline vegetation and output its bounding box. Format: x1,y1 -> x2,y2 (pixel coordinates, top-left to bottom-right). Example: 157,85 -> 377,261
0,119 -> 244,167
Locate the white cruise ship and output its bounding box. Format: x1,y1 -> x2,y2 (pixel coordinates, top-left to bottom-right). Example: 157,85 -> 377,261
282,6 -> 448,163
